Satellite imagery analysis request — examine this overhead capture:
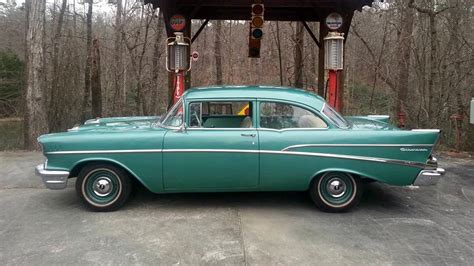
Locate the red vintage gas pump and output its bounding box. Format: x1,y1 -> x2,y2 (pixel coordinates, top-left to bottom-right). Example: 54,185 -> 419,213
166,32 -> 191,104
324,13 -> 344,111
324,32 -> 344,111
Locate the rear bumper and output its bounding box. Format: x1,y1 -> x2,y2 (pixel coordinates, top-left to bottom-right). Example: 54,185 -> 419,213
35,164 -> 69,190
413,167 -> 445,186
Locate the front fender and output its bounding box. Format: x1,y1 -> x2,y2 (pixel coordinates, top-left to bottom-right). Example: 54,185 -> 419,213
68,157 -> 158,193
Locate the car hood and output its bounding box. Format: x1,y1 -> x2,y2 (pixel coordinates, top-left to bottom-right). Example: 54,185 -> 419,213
344,116 -> 398,130
69,116 -> 162,132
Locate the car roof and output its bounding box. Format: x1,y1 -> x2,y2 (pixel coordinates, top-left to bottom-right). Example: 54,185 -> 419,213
183,85 -> 326,111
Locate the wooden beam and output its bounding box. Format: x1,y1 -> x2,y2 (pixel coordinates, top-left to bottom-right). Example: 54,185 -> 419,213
191,19 -> 209,43
301,21 -> 320,48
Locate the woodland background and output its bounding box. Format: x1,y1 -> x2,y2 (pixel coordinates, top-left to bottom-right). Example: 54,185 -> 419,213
0,0 -> 472,150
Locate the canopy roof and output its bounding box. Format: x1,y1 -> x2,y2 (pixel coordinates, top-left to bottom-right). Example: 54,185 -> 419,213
144,0 -> 374,21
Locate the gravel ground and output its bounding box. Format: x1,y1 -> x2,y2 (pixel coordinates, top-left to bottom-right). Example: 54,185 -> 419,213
0,152 -> 473,265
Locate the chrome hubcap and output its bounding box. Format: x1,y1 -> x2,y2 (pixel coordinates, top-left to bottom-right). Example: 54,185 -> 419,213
326,178 -> 346,198
93,177 -> 113,197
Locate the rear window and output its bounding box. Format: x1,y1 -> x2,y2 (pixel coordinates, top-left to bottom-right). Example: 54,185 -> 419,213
322,104 -> 349,128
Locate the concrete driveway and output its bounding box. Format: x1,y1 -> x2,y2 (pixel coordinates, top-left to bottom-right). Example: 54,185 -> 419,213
1,152 -> 473,265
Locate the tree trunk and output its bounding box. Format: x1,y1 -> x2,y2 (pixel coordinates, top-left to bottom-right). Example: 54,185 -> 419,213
81,0 -> 92,122
309,23 -> 317,91
49,0 -> 67,132
214,20 -> 223,85
90,38 -> 102,118
24,0 -> 48,150
293,22 -> 304,88
274,21 -> 283,86
395,2 -> 414,127
427,12 -> 437,124
112,0 -> 124,116
151,10 -> 165,114
317,22 -> 327,96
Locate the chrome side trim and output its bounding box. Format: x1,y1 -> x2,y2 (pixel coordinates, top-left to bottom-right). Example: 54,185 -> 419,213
411,129 -> 441,133
282,143 -> 434,151
35,164 -> 70,190
163,149 -> 425,168
44,148 -> 424,168
259,150 -> 426,168
163,149 -> 260,154
46,149 -> 163,155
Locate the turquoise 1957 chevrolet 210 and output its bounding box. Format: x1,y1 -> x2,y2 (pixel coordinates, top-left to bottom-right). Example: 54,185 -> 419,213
36,86 -> 445,212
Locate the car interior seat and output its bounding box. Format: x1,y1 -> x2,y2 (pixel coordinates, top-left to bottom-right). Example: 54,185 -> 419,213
240,116 -> 253,128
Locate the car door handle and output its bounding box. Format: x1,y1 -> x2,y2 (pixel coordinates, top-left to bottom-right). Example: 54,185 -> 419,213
241,133 -> 256,137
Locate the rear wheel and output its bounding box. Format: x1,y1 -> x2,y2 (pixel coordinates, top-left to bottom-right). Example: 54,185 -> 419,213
309,172 -> 362,212
76,164 -> 132,212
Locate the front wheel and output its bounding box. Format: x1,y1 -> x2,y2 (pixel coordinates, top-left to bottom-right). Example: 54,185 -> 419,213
309,172 -> 363,213
76,164 -> 132,212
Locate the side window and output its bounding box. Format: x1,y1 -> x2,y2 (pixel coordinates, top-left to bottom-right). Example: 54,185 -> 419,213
189,102 -> 202,127
189,101 -> 253,128
259,102 -> 327,129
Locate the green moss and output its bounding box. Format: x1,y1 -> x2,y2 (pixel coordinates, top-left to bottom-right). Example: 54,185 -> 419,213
0,121 -> 23,150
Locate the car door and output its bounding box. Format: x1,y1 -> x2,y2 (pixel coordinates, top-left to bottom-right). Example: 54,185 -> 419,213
162,99 -> 259,190
257,100 -> 330,190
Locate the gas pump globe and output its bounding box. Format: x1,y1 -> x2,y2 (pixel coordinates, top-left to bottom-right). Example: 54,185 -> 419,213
166,32 -> 191,72
324,32 -> 344,70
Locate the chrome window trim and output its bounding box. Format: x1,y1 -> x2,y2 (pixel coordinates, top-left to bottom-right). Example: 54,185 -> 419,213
367,115 -> 390,119
187,128 -> 256,131
188,101 -> 203,128
186,99 -> 256,130
321,103 -> 350,129
159,98 -> 184,129
45,148 -> 425,168
258,127 -> 328,132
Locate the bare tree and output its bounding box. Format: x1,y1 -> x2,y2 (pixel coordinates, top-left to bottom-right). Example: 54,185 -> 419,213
90,38 -> 102,118
81,0 -> 93,121
151,10 -> 165,114
24,0 -> 48,150
293,22 -> 304,88
112,0 -> 124,116
409,0 -> 450,125
395,0 -> 415,127
271,21 -> 284,86
48,0 -> 68,132
214,20 -> 223,85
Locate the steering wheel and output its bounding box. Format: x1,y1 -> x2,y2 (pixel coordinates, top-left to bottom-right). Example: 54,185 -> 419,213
193,112 -> 202,127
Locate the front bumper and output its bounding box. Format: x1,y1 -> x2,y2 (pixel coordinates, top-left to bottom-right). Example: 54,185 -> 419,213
35,164 -> 70,190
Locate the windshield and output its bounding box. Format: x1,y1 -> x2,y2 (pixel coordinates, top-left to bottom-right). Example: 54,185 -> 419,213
322,104 -> 350,128
160,98 -> 183,127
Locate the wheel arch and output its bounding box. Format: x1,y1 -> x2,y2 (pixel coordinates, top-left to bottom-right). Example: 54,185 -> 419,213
308,168 -> 378,189
69,158 -> 152,191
